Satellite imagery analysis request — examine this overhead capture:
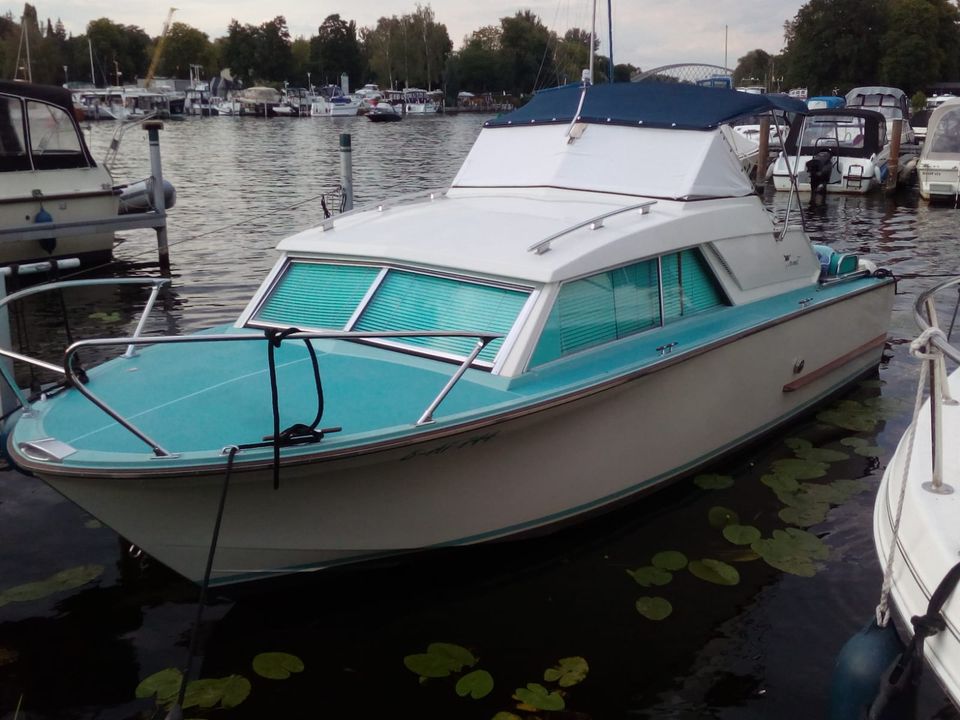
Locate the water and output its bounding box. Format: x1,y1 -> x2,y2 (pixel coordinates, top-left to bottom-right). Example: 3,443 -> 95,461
0,114 -> 958,719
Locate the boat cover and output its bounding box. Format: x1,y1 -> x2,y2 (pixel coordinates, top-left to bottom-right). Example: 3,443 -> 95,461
920,99 -> 960,160
485,82 -> 808,131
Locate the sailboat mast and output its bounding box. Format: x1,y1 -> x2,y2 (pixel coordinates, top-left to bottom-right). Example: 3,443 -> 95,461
607,0 -> 614,82
89,38 -> 95,86
588,0 -> 597,83
24,13 -> 33,82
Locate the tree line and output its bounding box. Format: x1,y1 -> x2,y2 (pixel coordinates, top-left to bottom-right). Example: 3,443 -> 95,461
731,0 -> 960,99
0,3 -> 636,100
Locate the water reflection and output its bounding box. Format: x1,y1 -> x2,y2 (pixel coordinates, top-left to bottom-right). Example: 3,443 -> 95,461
0,115 -> 957,718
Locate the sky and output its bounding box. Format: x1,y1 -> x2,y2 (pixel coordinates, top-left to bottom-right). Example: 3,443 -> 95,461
6,0 -> 804,73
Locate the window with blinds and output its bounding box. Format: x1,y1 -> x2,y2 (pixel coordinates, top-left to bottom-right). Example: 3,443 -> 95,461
253,261 -> 530,365
530,248 -> 725,367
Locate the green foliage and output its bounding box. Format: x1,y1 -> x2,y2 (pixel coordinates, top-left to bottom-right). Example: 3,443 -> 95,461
251,652 -> 304,680
722,524 -> 762,546
544,656 -> 589,687
694,473 -> 735,490
135,669 -> 251,710
636,596 -> 673,620
651,551 -> 688,571
752,528 -> 829,576
707,506 -> 739,529
0,564 -> 103,607
513,682 -> 565,711
310,14 -> 363,88
403,642 -> 477,678
626,566 -> 672,587
688,558 -> 740,586
455,669 -> 494,699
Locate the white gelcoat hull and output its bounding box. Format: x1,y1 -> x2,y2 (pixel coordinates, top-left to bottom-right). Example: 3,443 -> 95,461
0,167 -> 118,263
772,155 -> 884,194
874,370 -> 960,708
918,163 -> 960,201
38,284 -> 893,585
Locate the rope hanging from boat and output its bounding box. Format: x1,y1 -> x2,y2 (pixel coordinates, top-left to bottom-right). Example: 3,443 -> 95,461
264,327 -> 327,490
875,326 -> 947,627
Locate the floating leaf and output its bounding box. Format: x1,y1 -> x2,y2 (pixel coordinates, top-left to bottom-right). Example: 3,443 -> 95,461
456,670 -> 494,699
761,553 -> 817,577
708,506 -> 739,529
493,714 -> 523,720
218,675 -> 252,708
544,656 -> 589,687
252,652 -> 304,680
403,643 -> 476,678
761,473 -> 800,493
817,401 -> 881,432
135,668 -> 183,706
795,447 -> 850,463
0,564 -> 104,607
626,566 -> 672,587
689,559 -> 740,586
636,596 -> 673,620
832,479 -> 869,500
780,528 -> 830,560
88,311 -> 122,323
694,473 -> 734,490
514,683 -> 565,711
785,437 -> 813,452
854,445 -> 883,458
651,551 -> 688,571
840,437 -> 869,448
182,679 -> 224,709
771,458 -> 828,480
723,524 -> 761,546
795,483 -> 846,505
752,528 -> 829,576
779,504 -> 830,526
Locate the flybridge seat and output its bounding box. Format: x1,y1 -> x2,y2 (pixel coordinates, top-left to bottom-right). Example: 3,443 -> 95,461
813,243 -> 859,278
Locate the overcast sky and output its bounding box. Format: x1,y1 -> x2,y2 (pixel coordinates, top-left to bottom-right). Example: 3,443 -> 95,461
17,0 -> 803,72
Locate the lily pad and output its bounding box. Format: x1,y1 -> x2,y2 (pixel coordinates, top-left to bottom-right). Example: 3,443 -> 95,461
689,558 -> 740,586
626,566 -> 672,587
761,473 -> 800,493
694,473 -> 734,490
514,683 -> 565,711
722,524 -> 762,546
651,551 -> 688,571
779,504 -> 830,526
795,447 -> 850,463
751,528 -> 829,576
404,642 -> 476,678
252,652 -> 304,680
780,528 -> 830,559
135,668 -> 183,705
840,437 -> 869,448
182,676 -> 251,710
544,656 -> 589,687
218,675 -> 252,708
817,401 -> 881,432
708,506 -> 740,529
854,445 -> 883,458
795,483 -> 846,505
831,478 -> 869,500
636,596 -> 673,620
89,311 -> 122,323
493,714 -> 523,720
771,458 -> 828,480
785,437 -> 813,452
456,669 -> 494,699
0,564 -> 104,608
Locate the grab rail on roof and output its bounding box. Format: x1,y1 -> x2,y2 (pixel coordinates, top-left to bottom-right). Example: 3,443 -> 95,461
527,200 -> 657,255
318,187 -> 449,232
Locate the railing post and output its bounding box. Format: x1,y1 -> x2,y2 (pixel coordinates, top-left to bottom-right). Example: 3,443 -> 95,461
144,119 -> 170,275
339,133 -> 354,211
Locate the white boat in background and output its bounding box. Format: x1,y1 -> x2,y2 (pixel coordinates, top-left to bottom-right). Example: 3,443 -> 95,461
917,98 -> 960,202
845,86 -> 917,147
401,88 -> 442,114
873,277 -> 960,712
353,83 -> 383,112
310,85 -> 361,117
1,81 -> 893,586
771,108 -> 903,193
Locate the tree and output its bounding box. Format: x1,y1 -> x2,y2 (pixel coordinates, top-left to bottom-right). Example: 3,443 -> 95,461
87,17 -> 150,85
361,16 -> 400,88
255,16 -> 293,83
157,22 -> 213,80
311,14 -> 363,88
449,26 -> 506,93
878,0 -> 960,93
613,63 -> 638,82
221,20 -> 257,85
733,49 -> 771,89
499,10 -> 554,94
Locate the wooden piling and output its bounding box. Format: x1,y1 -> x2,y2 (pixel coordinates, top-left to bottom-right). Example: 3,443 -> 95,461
886,118 -> 902,193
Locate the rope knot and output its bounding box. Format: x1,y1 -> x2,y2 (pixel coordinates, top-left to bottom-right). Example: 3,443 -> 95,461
265,326 -> 300,348
911,612 -> 946,638
909,326 -> 948,360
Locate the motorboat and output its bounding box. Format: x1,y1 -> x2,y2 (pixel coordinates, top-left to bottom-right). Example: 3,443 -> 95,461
845,86 -> 917,147
310,85 -> 361,117
401,88 -> 442,114
0,80 -> 120,263
916,98 -> 960,202
1,81 -> 895,586
771,108 -> 910,193
365,101 -> 401,122
235,86 -> 283,117
873,277 -> 960,711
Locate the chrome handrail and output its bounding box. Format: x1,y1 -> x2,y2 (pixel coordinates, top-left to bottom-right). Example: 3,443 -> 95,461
318,187 -> 449,231
526,200 -> 657,255
914,277 -> 960,365
59,329 -> 501,458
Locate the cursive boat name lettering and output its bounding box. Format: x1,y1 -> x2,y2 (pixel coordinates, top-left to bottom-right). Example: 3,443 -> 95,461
400,432 -> 499,461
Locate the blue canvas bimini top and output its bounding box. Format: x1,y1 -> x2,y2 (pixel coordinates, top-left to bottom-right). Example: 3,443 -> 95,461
486,82 -> 808,131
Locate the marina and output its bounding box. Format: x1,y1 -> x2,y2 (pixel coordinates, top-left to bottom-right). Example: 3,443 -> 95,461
0,100 -> 958,720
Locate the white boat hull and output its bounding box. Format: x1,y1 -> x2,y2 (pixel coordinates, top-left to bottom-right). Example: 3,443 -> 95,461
35,284 -> 893,585
874,369 -> 960,708
918,162 -> 960,201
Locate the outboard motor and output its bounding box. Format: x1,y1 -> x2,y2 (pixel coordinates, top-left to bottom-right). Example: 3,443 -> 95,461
806,150 -> 834,195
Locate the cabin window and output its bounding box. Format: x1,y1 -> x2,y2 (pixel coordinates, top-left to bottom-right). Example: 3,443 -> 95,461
353,270 -> 528,363
254,262 -> 381,329
26,101 -> 88,170
0,96 -> 29,171
529,248 -> 725,367
251,261 -> 529,365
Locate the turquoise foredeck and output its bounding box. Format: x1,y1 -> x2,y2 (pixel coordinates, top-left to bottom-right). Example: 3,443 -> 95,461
12,276 -> 888,470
